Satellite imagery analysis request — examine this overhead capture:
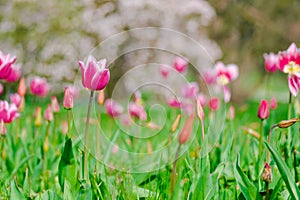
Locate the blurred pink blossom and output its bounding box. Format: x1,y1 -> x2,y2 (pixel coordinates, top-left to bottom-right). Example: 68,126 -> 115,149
258,99 -> 269,120
270,97 -> 277,110
44,104 -> 53,121
0,51 -> 16,80
129,102 -> 147,121
167,98 -> 181,108
181,82 -> 199,99
9,93 -> 21,108
160,64 -> 171,78
263,52 -> 279,73
209,97 -> 220,111
5,63 -> 21,82
104,99 -> 123,118
63,87 -> 74,110
30,77 -> 50,97
173,57 -> 188,73
51,96 -> 60,113
0,100 -> 19,123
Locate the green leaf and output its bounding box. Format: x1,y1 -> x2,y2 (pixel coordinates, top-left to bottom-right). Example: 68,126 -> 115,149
63,179 -> 75,200
264,142 -> 300,199
90,173 -> 110,200
270,178 -> 283,199
58,136 -> 76,192
10,180 -> 25,200
234,155 -> 258,200
23,168 -> 30,197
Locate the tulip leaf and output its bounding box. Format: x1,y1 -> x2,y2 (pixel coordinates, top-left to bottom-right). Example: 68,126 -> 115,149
10,180 -> 25,200
234,154 -> 258,200
264,142 -> 300,199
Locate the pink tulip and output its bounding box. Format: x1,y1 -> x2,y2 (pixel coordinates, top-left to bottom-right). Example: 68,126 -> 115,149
173,57 -> 188,73
203,70 -> 216,85
258,99 -> 269,120
51,96 -> 60,113
66,85 -> 80,99
181,82 -> 199,99
128,102 -> 147,121
160,64 -> 170,77
44,104 -> 53,121
18,77 -> 26,96
196,97 -> 205,121
178,114 -> 195,145
9,93 -> 21,108
223,85 -> 231,103
0,83 -> 3,96
0,120 -> 6,135
5,63 -> 21,82
270,97 -> 277,110
0,100 -> 19,123
63,87 -> 74,110
288,74 -> 300,97
215,61 -> 239,85
30,77 -> 50,97
104,99 -> 123,118
209,97 -> 220,111
197,93 -> 207,107
78,55 -> 110,91
133,90 -> 142,103
167,98 -> 181,108
0,51 -> 16,79
263,52 -> 279,73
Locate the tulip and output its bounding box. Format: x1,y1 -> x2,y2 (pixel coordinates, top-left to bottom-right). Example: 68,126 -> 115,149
215,61 -> 239,85
288,75 -> 300,97
0,83 -> 3,96
160,64 -> 170,77
5,63 -> 21,82
258,99 -> 269,120
173,57 -> 188,73
0,51 -> 16,79
44,104 -> 53,121
51,96 -> 60,113
78,55 -> 110,91
63,87 -> 73,110
181,82 -> 199,99
0,100 -> 19,123
167,98 -> 181,108
129,102 -> 147,121
270,97 -> 277,110
196,98 -> 204,121
17,77 -> 26,96
97,90 -> 105,105
209,97 -> 220,111
0,120 -> 6,135
197,93 -> 207,107
29,76 -> 50,97
9,93 -> 21,108
171,114 -> 181,132
178,114 -> 195,145
104,99 -> 123,118
66,85 -> 80,99
263,52 -> 279,73
203,70 -> 216,85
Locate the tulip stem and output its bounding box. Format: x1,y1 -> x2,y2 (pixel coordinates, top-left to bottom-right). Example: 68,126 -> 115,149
259,119 -> 264,162
83,90 -> 94,181
67,110 -> 71,137
170,144 -> 181,197
266,124 -> 278,162
201,120 -> 205,141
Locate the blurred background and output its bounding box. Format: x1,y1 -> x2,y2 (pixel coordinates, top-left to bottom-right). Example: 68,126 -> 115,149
0,0 -> 299,103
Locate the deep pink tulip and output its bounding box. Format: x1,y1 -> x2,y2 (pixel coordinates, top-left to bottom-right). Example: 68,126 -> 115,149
215,61 -> 239,85
0,120 -> 6,135
104,99 -> 123,118
263,52 -> 279,73
0,51 -> 16,80
173,57 -> 188,73
44,104 -> 53,121
30,77 -> 50,97
270,97 -> 277,110
129,102 -> 147,121
181,82 -> 199,99
167,98 -> 181,108
0,83 -> 3,96
209,97 -> 220,111
78,55 -> 110,91
288,75 -> 300,96
51,96 -> 60,113
160,64 -> 170,78
258,99 -> 270,120
9,93 -> 21,108
5,63 -> 21,82
63,87 -> 74,110
0,100 -> 19,123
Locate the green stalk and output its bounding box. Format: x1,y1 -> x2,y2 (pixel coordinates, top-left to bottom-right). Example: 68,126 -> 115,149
259,119 -> 264,162
83,90 -> 94,181
67,110 -> 71,137
170,144 -> 181,197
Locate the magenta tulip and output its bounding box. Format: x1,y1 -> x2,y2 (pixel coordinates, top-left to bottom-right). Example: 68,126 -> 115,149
0,100 -> 19,123
78,55 -> 110,91
160,64 -> 170,77
167,98 -> 181,108
30,77 -> 50,97
258,99 -> 270,120
215,61 -> 239,85
5,63 -> 21,82
129,103 -> 147,121
104,99 -> 123,118
209,97 -> 220,111
263,52 -> 279,73
173,57 -> 188,73
0,51 -> 16,80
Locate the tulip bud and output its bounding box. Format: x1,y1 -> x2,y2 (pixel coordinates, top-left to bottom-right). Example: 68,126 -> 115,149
196,97 -> 204,121
262,162 -> 272,183
97,90 -> 105,105
270,97 -> 277,110
258,99 -> 269,120
0,120 -> 6,135
44,136 -> 49,152
44,104 -> 53,121
278,118 -> 298,128
18,77 -> 26,96
209,97 -> 220,111
63,87 -> 73,110
51,96 -> 60,113
171,114 -> 181,132
178,114 -> 195,145
34,107 -> 43,127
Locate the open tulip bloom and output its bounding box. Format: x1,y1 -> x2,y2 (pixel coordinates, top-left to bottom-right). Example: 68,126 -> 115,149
0,51 -> 17,80
0,100 -> 19,123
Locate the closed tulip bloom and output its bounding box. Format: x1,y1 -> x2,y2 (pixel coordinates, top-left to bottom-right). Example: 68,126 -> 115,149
0,120 -> 6,135
270,97 -> 277,110
209,97 -> 220,111
173,57 -> 188,73
0,100 -> 19,123
5,63 -> 21,82
129,102 -> 147,121
17,77 -> 26,96
51,96 -> 60,113
215,61 -> 239,85
178,114 -> 195,144
181,82 -> 199,99
263,52 -> 279,73
0,51 -> 16,79
30,77 -> 50,97
63,87 -> 73,110
44,104 -> 53,121
104,99 -> 123,118
258,99 -> 270,120
9,93 -> 21,108
160,64 -> 170,78
196,97 -> 204,121
78,55 -> 110,91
